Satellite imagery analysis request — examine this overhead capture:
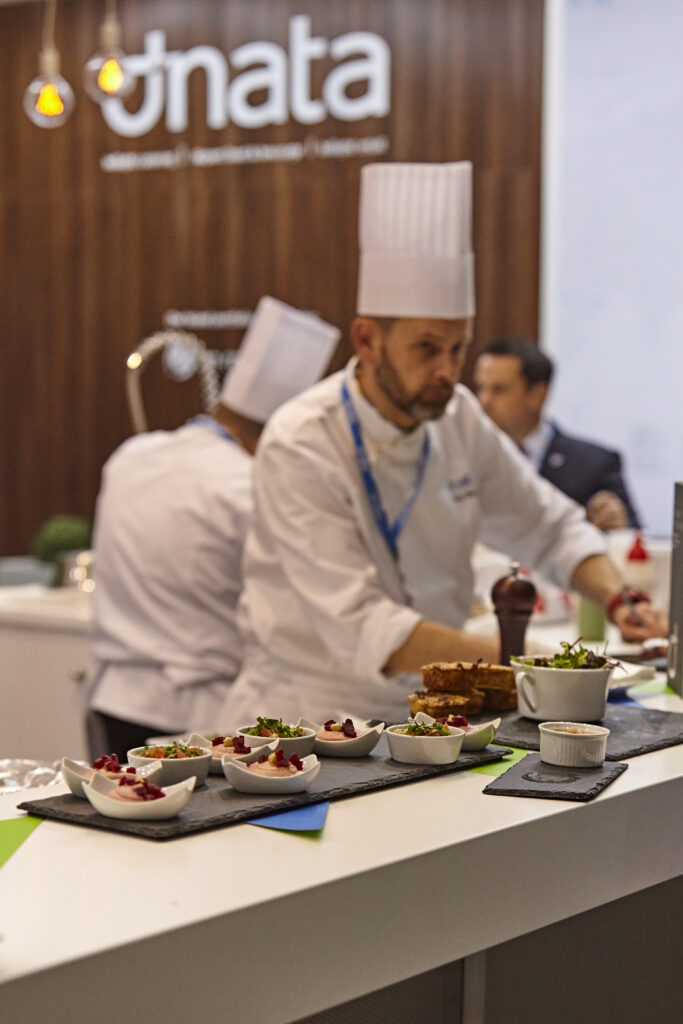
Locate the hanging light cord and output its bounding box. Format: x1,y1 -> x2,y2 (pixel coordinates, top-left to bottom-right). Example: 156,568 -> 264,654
37,0 -> 64,78
42,0 -> 57,52
101,0 -> 121,48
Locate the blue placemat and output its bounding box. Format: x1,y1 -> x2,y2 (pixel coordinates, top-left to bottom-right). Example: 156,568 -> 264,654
248,802 -> 329,832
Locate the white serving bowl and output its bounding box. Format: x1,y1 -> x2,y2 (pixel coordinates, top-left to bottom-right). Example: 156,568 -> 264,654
186,733 -> 255,775
222,752 -> 320,794
386,724 -> 465,765
299,717 -> 385,758
82,772 -> 196,820
539,722 -> 610,768
127,742 -> 212,786
61,757 -> 163,799
236,719 -> 316,759
413,712 -> 501,752
511,656 -> 614,722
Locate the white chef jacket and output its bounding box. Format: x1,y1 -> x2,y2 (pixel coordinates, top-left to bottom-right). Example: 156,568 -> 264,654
221,360 -> 606,726
90,419 -> 252,731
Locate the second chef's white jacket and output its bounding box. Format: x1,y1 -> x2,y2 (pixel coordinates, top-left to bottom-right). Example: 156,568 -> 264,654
220,359 -> 606,726
90,419 -> 252,732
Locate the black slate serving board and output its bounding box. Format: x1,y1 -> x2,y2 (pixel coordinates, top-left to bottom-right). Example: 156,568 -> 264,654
483,753 -> 628,802
493,705 -> 683,760
18,736 -> 512,841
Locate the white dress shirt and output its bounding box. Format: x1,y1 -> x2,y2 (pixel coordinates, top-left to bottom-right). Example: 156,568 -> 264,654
521,419 -> 555,472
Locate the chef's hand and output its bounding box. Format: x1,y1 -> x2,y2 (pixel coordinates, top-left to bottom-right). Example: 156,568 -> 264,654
586,491 -> 629,531
612,601 -> 669,643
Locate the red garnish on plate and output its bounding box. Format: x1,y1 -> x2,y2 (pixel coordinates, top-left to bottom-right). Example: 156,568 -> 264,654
92,754 -> 122,772
274,749 -> 285,764
448,715 -> 469,728
257,754 -> 268,763
232,735 -> 250,753
289,753 -> 304,771
125,766 -> 136,774
341,718 -> 357,738
212,736 -> 224,747
123,778 -> 164,801
323,719 -> 335,731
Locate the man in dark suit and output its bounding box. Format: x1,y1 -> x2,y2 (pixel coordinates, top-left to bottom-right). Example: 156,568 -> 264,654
473,338 -> 641,530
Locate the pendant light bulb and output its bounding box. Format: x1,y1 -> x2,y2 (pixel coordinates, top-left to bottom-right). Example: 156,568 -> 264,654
23,44 -> 74,128
84,7 -> 134,102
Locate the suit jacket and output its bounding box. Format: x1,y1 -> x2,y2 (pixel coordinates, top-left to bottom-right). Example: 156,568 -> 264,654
539,423 -> 641,528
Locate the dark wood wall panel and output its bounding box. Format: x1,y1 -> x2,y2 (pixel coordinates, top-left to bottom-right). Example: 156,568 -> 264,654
0,0 -> 544,554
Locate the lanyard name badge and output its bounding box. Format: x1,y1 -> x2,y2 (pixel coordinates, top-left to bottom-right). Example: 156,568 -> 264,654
189,414 -> 238,446
341,380 -> 430,561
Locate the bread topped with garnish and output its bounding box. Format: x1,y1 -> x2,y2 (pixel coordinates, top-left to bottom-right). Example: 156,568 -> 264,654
421,660 -> 514,693
413,660 -> 517,715
408,689 -> 485,719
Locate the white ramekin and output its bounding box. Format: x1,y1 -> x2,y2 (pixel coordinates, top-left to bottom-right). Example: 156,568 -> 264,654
538,722 -> 610,768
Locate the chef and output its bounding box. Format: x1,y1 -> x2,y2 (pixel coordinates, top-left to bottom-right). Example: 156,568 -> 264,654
87,297 -> 339,759
221,163 -> 665,726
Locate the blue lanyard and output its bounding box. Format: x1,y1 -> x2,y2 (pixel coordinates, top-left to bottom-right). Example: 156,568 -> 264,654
189,414 -> 238,446
341,380 -> 430,561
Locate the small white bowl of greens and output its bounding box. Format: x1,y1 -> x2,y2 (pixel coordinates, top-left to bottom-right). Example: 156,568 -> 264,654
237,717 -> 316,758
386,720 -> 465,765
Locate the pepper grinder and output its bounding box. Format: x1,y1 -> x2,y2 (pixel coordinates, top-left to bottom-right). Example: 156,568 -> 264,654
491,562 -> 537,665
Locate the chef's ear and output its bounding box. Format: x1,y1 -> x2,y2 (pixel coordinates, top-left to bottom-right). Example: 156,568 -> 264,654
351,317 -> 385,365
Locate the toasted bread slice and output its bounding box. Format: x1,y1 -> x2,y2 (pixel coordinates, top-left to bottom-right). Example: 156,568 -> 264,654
480,688 -> 517,711
421,661 -> 514,694
408,688 -> 485,718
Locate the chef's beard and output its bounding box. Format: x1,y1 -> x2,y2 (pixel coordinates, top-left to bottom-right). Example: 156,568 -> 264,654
375,349 -> 454,424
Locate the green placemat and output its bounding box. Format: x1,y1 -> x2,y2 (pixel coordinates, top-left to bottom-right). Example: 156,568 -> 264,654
628,678 -> 677,698
0,816 -> 42,868
467,746 -> 529,777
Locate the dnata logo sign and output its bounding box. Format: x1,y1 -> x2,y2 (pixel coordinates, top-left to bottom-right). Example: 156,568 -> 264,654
102,15 -> 391,138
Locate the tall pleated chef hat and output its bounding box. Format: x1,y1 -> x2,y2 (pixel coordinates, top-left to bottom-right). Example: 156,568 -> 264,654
221,296 -> 340,422
357,161 -> 475,319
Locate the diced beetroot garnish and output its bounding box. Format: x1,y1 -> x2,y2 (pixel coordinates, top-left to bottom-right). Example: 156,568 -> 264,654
212,736 -> 224,747
341,718 -> 357,738
435,717 -> 447,725
258,754 -> 268,763
118,775 -> 137,786
128,778 -> 164,801
125,766 -> 136,774
93,753 -> 121,771
289,753 -> 304,771
323,719 -> 336,731
275,748 -> 285,763
448,715 -> 469,728
232,736 -> 250,753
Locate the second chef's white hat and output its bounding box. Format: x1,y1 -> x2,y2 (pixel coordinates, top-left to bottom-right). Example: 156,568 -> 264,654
221,296 -> 340,422
357,161 -> 475,320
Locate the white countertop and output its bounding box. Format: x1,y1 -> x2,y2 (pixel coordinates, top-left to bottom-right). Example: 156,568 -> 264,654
0,584 -> 93,633
1,680 -> 682,1023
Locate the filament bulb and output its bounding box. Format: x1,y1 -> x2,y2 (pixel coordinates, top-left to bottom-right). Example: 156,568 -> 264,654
23,72 -> 74,128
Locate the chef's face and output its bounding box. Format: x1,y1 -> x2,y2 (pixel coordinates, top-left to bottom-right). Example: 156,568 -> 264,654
473,354 -> 547,442
370,317 -> 472,424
